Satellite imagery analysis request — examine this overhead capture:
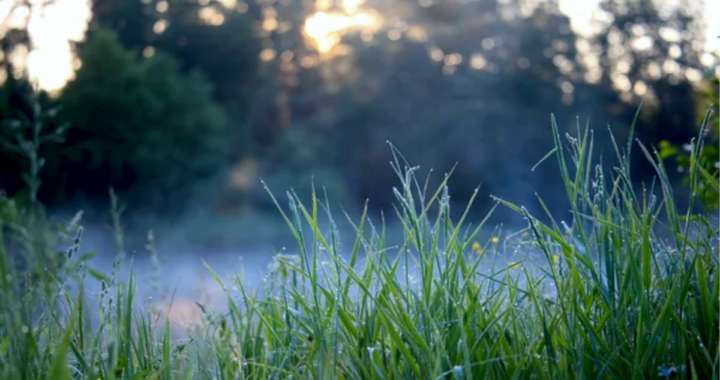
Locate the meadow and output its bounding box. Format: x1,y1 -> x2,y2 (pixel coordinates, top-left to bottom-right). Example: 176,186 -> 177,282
0,111 -> 718,380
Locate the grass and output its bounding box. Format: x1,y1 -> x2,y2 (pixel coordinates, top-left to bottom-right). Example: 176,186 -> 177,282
0,110 -> 718,380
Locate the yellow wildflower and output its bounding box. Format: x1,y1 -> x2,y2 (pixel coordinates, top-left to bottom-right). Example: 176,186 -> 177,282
510,262 -> 520,270
472,242 -> 481,251
491,236 -> 500,244
522,231 -> 529,238
552,254 -> 560,262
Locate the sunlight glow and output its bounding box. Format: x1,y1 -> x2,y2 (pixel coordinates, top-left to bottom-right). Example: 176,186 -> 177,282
342,0 -> 363,14
303,0 -> 381,55
23,0 -> 91,92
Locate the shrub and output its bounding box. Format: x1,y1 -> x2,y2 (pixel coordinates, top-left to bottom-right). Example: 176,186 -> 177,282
47,27 -> 231,210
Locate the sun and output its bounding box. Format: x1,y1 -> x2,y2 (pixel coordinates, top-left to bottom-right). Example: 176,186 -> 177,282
2,0 -> 91,92
303,0 -> 382,55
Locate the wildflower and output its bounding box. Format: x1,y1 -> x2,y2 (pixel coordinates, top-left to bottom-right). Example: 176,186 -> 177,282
510,262 -> 519,270
472,242 -> 485,256
491,236 -> 499,244
552,254 -> 560,262
521,231 -> 529,238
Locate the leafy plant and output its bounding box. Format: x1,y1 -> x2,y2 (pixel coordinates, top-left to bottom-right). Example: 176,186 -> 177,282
660,70 -> 719,213
0,82 -> 69,210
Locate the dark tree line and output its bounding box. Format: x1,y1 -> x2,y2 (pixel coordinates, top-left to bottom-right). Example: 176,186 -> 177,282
0,0 -> 716,222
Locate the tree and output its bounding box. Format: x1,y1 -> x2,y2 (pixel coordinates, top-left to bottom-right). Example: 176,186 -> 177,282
85,0 -> 263,166
87,0 -> 261,116
153,3 -> 261,132
46,28 -> 231,212
317,0 -> 626,221
86,0 -> 158,53
591,0 -> 712,181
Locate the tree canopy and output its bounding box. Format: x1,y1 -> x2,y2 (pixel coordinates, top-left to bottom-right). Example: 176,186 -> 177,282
45,28 -> 231,212
0,0 -> 715,221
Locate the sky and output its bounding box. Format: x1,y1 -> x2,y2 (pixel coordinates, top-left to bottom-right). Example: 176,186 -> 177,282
1,0 -> 718,91
1,0 -> 91,90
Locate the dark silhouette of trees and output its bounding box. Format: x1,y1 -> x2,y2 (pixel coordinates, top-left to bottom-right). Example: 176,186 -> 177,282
44,28 -> 230,212
0,0 -> 714,221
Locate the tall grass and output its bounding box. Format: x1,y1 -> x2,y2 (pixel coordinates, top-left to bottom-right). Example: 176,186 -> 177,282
0,110 -> 717,380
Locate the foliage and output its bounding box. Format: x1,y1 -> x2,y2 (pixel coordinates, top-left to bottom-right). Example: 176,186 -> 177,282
0,114 -> 717,379
0,83 -> 73,297
0,89 -> 92,380
153,6 -> 261,108
0,74 -> 56,199
3,0 -> 714,220
49,28 -> 231,210
660,71 -> 720,213
88,0 -> 262,152
85,0 -> 158,53
0,83 -> 70,208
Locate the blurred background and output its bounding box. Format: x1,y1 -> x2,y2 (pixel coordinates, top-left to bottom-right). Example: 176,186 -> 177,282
0,0 -> 718,257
